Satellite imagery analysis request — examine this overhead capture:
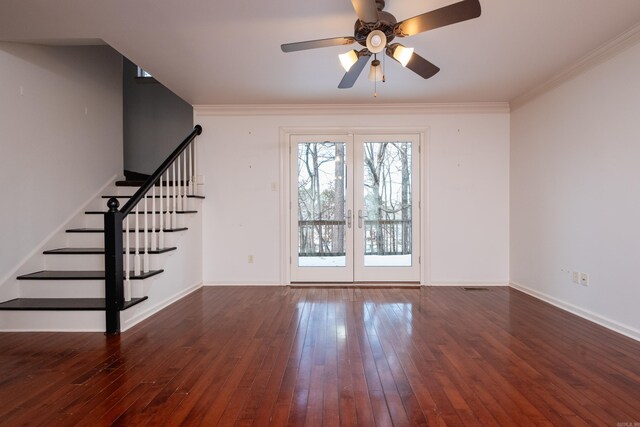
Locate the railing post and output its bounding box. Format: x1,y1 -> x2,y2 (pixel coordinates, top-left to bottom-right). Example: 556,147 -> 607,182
104,197 -> 124,335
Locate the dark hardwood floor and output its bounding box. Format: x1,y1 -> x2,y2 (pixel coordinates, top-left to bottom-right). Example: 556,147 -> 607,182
0,286 -> 638,426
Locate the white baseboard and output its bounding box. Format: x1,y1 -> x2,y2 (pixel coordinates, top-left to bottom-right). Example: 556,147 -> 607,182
427,282 -> 509,287
121,282 -> 203,332
203,282 -> 283,287
289,283 -> 420,287
203,282 -> 511,288
509,282 -> 640,342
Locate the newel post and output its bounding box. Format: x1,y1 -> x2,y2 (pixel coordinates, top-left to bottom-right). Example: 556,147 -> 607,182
104,197 -> 124,335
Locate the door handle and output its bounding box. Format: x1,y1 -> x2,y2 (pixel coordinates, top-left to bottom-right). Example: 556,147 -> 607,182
347,209 -> 352,228
358,209 -> 363,228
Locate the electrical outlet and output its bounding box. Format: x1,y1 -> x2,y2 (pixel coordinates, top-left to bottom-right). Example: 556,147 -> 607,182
572,271 -> 579,284
580,272 -> 589,286
271,182 -> 278,192
248,255 -> 254,264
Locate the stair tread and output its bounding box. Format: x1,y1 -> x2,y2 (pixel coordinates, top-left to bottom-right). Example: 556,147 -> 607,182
102,194 -> 205,199
66,227 -> 187,233
17,270 -> 163,280
85,210 -> 197,215
43,247 -> 177,255
0,297 -> 147,311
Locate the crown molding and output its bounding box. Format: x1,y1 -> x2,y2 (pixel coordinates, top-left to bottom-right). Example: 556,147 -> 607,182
193,102 -> 510,117
511,23 -> 640,111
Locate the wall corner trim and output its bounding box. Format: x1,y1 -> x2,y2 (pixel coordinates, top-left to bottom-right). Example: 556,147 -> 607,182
194,102 -> 510,117
510,22 -> 640,110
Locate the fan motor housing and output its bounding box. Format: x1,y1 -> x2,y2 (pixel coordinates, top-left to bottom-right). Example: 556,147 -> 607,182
354,11 -> 397,45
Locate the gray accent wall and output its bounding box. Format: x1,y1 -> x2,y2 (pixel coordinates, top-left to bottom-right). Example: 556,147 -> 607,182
123,58 -> 193,175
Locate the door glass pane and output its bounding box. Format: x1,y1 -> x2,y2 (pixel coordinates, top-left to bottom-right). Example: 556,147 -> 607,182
362,141 -> 412,267
297,142 -> 346,267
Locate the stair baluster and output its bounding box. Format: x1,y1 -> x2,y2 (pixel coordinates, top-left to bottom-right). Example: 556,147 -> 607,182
151,186 -> 157,251
143,194 -> 149,273
174,156 -> 182,214
124,215 -> 131,301
183,151 -> 188,209
134,205 -> 141,276
164,171 -> 171,232
172,163 -> 177,228
194,140 -> 198,196
158,175 -> 164,250
188,144 -> 194,195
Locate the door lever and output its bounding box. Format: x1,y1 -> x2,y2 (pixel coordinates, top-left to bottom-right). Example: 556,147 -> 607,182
358,209 -> 363,228
347,209 -> 352,228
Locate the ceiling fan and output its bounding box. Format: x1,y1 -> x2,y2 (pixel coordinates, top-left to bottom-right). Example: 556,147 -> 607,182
281,0 -> 481,89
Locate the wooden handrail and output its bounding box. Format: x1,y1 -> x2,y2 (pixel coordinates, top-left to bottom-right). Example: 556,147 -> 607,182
120,125 -> 202,217
103,125 -> 202,334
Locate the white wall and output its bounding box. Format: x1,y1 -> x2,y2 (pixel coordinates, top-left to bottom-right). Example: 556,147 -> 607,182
510,40 -> 640,339
0,43 -> 123,297
195,107 -> 510,286
121,198 -> 203,332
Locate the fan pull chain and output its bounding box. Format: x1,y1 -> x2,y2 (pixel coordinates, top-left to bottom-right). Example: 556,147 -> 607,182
374,53 -> 378,98
382,52 -> 386,83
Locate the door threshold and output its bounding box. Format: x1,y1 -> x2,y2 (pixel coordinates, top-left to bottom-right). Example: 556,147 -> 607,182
289,282 -> 420,289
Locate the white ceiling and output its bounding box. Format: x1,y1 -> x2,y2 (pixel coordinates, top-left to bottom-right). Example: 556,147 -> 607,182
1,0 -> 640,105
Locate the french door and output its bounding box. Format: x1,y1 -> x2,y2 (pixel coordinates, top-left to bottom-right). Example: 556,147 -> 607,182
290,133 -> 420,283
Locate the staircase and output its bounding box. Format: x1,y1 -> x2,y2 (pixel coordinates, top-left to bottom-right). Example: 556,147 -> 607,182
0,126 -> 203,333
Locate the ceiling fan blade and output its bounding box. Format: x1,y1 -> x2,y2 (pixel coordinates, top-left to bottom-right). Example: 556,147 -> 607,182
338,53 -> 370,89
351,0 -> 379,24
281,37 -> 355,53
386,45 -> 440,79
405,52 -> 440,79
394,0 -> 481,37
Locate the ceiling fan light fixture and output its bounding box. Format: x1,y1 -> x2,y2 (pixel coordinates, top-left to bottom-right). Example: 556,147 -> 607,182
368,59 -> 383,82
366,29 -> 387,54
339,50 -> 359,72
282,0 -> 483,90
392,44 -> 414,67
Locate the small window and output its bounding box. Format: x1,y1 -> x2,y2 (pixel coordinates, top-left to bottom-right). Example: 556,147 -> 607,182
137,67 -> 153,78
135,66 -> 157,84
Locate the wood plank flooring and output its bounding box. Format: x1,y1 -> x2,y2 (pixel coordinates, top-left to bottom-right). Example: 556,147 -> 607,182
0,286 -> 638,426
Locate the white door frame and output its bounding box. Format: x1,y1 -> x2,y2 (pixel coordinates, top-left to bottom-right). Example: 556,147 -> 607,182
279,127 -> 430,286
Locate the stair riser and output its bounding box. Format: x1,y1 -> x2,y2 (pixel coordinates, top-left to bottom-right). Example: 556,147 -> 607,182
66,231 -> 184,248
83,213 -> 186,229
93,196 -> 195,212
87,196 -> 202,217
19,276 -> 156,299
20,280 -> 105,298
65,233 -> 104,247
0,311 -> 105,332
116,185 -> 194,197
44,253 -> 166,271
45,254 -> 105,270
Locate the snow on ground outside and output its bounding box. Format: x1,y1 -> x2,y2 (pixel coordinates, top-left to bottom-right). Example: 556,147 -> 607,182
298,254 -> 411,267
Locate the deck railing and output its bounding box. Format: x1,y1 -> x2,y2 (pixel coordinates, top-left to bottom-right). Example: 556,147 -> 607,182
297,218 -> 411,256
